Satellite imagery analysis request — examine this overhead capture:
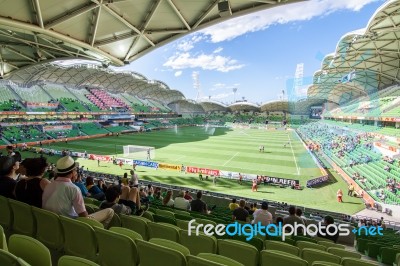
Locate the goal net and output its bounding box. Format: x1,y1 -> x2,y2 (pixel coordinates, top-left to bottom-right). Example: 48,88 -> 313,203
123,145 -> 156,160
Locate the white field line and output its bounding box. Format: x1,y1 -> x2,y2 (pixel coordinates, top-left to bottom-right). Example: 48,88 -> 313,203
172,155 -> 186,162
288,133 -> 300,175
223,152 -> 239,166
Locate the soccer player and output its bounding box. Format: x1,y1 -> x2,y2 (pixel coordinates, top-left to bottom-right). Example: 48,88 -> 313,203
147,148 -> 151,160
238,173 -> 243,185
252,179 -> 258,192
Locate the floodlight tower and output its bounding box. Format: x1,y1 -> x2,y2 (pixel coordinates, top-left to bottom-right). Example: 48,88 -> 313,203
233,88 -> 238,102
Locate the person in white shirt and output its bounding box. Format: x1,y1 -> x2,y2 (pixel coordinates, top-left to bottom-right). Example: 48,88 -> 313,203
252,201 -> 273,226
130,170 -> 139,187
174,190 -> 190,210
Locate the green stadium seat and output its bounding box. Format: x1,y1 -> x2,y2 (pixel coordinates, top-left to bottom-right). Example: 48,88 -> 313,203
8,199 -> 35,236
0,196 -> 12,232
355,239 -> 370,253
365,242 -> 385,258
195,218 -> 217,227
175,214 -> 193,221
156,209 -> 175,218
153,214 -> 177,225
120,214 -> 150,240
59,216 -> 98,262
109,227 -> 143,241
142,211 -> 154,221
76,217 -> 104,228
318,240 -> 345,249
377,247 -> 400,265
264,240 -> 300,256
341,258 -> 379,266
198,253 -> 244,266
326,247 -> 361,259
301,248 -> 341,265
395,253 -> 400,266
94,227 -> 138,266
147,222 -> 180,242
32,207 -> 64,251
0,249 -> 29,266
293,235 -> 317,243
180,230 -> 217,255
0,225 -> 7,251
136,239 -> 187,266
296,241 -> 326,251
311,261 -> 341,266
8,234 -> 51,266
150,238 -> 190,256
260,250 -> 307,266
58,256 -> 99,266
217,239 -> 259,266
187,254 -> 227,266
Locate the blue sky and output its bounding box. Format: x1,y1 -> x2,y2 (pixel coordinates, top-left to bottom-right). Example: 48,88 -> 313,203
119,0 -> 384,105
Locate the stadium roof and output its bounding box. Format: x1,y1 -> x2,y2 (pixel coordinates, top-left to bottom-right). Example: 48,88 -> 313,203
228,101 -> 260,111
309,0 -> 400,104
199,100 -> 228,112
0,0 -> 303,78
260,100 -> 288,112
6,61 -> 184,104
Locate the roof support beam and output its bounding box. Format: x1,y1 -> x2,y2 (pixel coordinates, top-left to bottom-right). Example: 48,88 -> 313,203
32,0 -> 44,28
167,0 -> 191,30
89,5 -> 102,46
250,0 -> 277,4
97,2 -> 155,46
4,47 -> 37,62
145,29 -> 188,34
193,0 -> 219,29
45,3 -> 99,29
95,31 -> 136,46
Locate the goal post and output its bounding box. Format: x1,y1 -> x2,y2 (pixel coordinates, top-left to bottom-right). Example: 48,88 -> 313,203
123,145 -> 155,160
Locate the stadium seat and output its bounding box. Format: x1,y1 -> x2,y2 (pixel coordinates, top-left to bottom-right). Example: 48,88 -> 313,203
318,241 -> 345,250
311,262 -> 341,266
296,241 -> 326,251
94,227 -> 138,266
8,199 -> 35,236
76,217 -> 104,228
195,218 -> 217,227
149,238 -> 190,256
109,227 -> 143,241
136,239 -> 187,266
260,250 -> 308,266
356,239 -> 370,253
58,256 -> 99,266
264,240 -> 300,256
180,230 -> 217,255
0,225 -> 7,251
0,196 -> 12,232
147,222 -> 180,242
365,242 -> 385,258
142,211 -> 154,221
187,254 -> 228,266
326,247 -> 361,259
293,236 -> 317,243
395,253 -> 400,266
108,213 -> 122,227
197,253 -> 244,266
217,239 -> 259,266
32,207 -> 64,251
0,249 -> 29,266
156,209 -> 175,218
176,219 -> 198,230
301,248 -> 341,265
59,216 -> 98,262
314,237 -> 334,243
175,214 -> 193,221
8,234 -> 52,266
377,247 -> 400,265
153,214 -> 177,225
120,214 -> 150,240
341,258 -> 379,266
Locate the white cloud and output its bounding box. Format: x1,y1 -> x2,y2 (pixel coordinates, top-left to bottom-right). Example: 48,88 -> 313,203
201,0 -> 378,42
164,52 -> 244,72
176,34 -> 204,52
174,71 -> 182,77
213,47 -> 223,53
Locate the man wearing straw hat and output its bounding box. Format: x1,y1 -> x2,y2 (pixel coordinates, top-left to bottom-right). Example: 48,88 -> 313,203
42,156 -> 114,227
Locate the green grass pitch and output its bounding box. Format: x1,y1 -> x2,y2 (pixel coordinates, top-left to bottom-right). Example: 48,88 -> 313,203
47,126 -> 364,214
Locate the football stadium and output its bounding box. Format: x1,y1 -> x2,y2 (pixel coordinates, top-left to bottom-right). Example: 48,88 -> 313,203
0,0 -> 400,266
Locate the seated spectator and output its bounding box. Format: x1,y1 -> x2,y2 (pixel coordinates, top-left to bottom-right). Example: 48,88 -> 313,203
86,176 -> 105,201
252,201 -> 272,226
317,216 -> 339,243
42,156 -> 114,227
73,174 -> 90,197
232,199 -> 249,223
283,206 -> 305,233
97,179 -> 108,193
190,191 -> 208,214
229,198 -> 239,211
295,208 -> 307,224
275,216 -> 284,225
174,190 -> 190,210
0,153 -> 22,199
100,185 -> 133,215
162,190 -> 174,207
15,157 -> 50,208
184,190 -> 193,201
